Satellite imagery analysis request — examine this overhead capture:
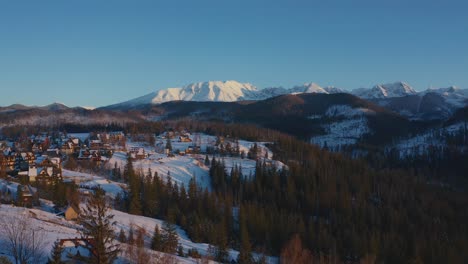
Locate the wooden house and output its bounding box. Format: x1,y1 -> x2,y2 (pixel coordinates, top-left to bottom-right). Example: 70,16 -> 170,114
65,204 -> 80,221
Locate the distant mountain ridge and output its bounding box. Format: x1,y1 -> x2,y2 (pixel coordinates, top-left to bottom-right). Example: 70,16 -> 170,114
104,80 -> 465,107
103,81 -> 468,120
351,82 -> 417,99
2,81 -> 466,121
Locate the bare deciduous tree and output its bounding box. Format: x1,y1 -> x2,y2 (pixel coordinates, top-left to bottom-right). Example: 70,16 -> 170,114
280,234 -> 313,264
123,225 -> 150,264
0,213 -> 48,264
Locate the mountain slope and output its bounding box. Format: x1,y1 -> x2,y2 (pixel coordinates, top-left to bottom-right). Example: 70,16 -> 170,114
140,93 -> 421,146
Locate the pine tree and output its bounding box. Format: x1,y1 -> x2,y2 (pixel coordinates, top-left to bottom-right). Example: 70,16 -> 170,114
151,225 -> 162,251
127,156 -> 142,215
123,154 -> 135,183
177,245 -> 184,257
118,228 -> 127,243
161,221 -> 179,254
237,207 -> 253,264
133,227 -> 149,264
16,185 -> 24,207
77,186 -> 120,264
128,226 -> 135,245
48,240 -> 64,264
165,138 -> 172,151
214,222 -> 229,263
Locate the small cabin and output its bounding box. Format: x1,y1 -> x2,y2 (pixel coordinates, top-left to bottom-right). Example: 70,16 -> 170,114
65,204 -> 80,221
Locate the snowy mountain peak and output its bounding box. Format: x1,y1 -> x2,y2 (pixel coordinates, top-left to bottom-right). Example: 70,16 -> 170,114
291,83 -> 327,94
323,86 -> 347,94
151,80 -> 258,104
352,81 -> 417,99
104,80 -> 467,110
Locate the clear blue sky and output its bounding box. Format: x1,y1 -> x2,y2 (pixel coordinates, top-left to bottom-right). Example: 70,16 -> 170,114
1,0 -> 467,107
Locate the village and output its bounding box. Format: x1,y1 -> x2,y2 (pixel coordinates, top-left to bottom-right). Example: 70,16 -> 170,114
0,127 -> 281,211
0,128 -> 283,263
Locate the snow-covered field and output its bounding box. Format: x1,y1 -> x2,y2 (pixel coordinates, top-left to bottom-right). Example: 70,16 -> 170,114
63,169 -> 124,198
108,151 -> 212,190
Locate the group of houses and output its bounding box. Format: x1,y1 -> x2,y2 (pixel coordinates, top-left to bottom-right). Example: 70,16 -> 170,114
0,149 -> 62,184
0,131 -> 128,181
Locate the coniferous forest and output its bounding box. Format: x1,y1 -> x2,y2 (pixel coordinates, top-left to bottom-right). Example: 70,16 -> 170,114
102,120 -> 468,264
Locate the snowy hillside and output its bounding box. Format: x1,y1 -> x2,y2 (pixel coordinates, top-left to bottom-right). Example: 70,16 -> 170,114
310,105 -> 373,148
393,122 -> 467,157
0,204 -> 276,263
106,134 -> 283,190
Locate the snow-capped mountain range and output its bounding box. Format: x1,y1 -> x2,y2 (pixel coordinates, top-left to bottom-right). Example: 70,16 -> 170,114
351,82 -> 417,99
106,80 -> 467,109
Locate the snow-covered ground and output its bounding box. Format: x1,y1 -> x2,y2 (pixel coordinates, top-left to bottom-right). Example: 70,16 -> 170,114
108,151 -> 212,190
63,169 -> 124,198
394,122 -> 467,157
110,134 -> 283,190
0,204 -> 277,263
311,117 -> 370,148
309,105 -> 373,148
0,133 -> 283,262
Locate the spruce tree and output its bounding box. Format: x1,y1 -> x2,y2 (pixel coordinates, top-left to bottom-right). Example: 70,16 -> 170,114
214,222 -> 229,263
127,156 -> 142,215
128,226 -> 135,245
237,208 -> 253,264
48,240 -> 64,264
177,245 -> 184,257
161,221 -> 178,254
151,225 -> 162,251
77,186 -> 120,264
165,138 -> 172,151
16,185 -> 24,207
118,228 -> 127,243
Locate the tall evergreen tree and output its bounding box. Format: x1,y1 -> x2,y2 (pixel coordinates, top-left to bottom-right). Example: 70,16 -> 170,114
161,221 -> 179,254
127,225 -> 135,245
126,155 -> 142,215
214,222 -> 229,263
237,207 -> 253,264
77,186 -> 120,264
118,228 -> 127,243
165,138 -> 172,151
48,240 -> 64,264
151,225 -> 162,251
